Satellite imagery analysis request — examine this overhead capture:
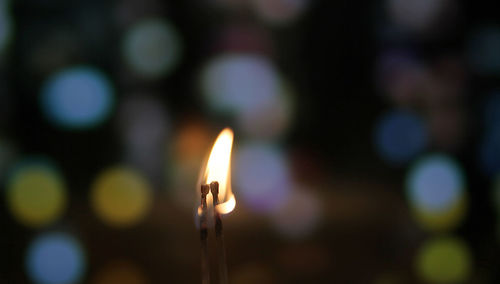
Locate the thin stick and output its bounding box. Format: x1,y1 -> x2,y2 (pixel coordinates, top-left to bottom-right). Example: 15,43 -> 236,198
200,184 -> 210,284
210,181 -> 228,284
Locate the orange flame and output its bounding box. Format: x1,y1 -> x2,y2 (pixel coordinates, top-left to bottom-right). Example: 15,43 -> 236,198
199,128 -> 236,214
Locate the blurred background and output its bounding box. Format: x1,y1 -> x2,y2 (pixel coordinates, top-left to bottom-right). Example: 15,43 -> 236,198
1,0 -> 500,283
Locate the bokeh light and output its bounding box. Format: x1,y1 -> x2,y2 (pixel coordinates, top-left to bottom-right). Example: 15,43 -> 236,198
6,159 -> 66,228
237,82 -> 294,139
122,18 -> 182,79
201,53 -> 293,139
270,188 -> 322,239
234,142 -> 291,213
201,53 -> 281,114
406,154 -> 466,231
91,260 -> 148,284
252,0 -> 310,26
40,66 -> 114,129
91,166 -> 152,227
26,232 -> 86,284
467,26 -> 500,75
0,0 -> 12,56
170,121 -> 211,209
374,110 -> 428,165
415,236 -> 472,283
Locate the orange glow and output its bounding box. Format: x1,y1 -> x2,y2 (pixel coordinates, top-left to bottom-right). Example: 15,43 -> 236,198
199,128 -> 236,214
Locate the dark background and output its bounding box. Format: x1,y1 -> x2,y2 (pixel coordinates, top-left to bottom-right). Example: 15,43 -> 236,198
2,0 -> 500,283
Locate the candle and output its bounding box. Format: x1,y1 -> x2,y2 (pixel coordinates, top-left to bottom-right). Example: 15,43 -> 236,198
198,128 -> 235,284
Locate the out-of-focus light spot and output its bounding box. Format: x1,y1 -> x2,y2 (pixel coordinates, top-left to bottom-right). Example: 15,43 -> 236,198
406,154 -> 466,231
416,236 -> 472,283
40,66 -> 114,129
234,142 -> 291,213
170,122 -> 211,209
374,110 -> 428,165
237,82 -> 294,139
375,50 -> 426,106
386,0 -> 447,32
201,53 -> 281,114
252,0 -> 310,26
91,166 -> 152,227
26,232 -> 86,284
467,27 -> 500,75
92,260 -> 147,284
6,159 -> 66,228
174,122 -> 211,162
0,0 -> 13,56
123,18 -> 181,79
201,53 -> 292,139
270,188 -> 322,239
118,95 -> 170,181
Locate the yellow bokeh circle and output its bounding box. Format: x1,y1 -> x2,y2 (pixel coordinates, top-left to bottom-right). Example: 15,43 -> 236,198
416,236 -> 472,283
6,161 -> 66,228
91,167 -> 151,227
406,154 -> 467,232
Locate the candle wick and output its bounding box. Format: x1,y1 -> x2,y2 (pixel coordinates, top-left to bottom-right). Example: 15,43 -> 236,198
200,184 -> 210,284
210,181 -> 228,284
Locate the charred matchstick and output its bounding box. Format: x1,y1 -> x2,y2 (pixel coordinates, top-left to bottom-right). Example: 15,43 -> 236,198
210,181 -> 228,284
200,184 -> 210,284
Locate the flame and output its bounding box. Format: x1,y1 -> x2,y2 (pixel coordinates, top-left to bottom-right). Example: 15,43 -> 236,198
201,128 -> 236,214
217,194 -> 236,214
